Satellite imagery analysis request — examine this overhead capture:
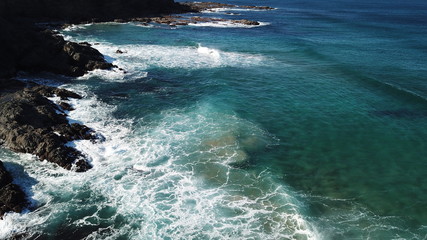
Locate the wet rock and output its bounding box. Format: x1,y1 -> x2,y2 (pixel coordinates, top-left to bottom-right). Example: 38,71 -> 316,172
16,29 -> 113,77
240,5 -> 275,10
79,42 -> 92,47
0,161 -> 27,218
232,19 -> 260,26
30,85 -> 83,100
0,85 -> 97,172
182,2 -> 237,12
0,17 -> 112,79
0,79 -> 26,97
59,102 -> 74,111
182,2 -> 274,12
134,15 -> 260,27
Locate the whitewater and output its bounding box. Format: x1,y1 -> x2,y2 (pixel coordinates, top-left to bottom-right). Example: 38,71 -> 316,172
2,0 -> 427,239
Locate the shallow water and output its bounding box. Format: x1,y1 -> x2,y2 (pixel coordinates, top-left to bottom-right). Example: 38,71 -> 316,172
1,0 -> 427,239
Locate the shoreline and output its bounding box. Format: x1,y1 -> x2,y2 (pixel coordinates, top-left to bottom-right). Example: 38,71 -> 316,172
0,0 -> 191,219
0,0 -> 273,222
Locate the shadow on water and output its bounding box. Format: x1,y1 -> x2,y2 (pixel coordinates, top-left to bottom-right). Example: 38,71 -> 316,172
2,161 -> 38,212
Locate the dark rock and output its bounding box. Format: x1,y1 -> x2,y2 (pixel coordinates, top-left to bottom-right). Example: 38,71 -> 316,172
53,123 -> 97,142
18,31 -> 113,77
181,2 -> 237,12
232,19 -> 260,26
0,161 -> 28,218
116,49 -> 124,54
79,42 -> 92,47
0,86 -> 96,172
182,2 -> 274,12
241,5 -> 275,10
133,14 -> 262,27
0,0 -> 197,221
59,102 -> 74,111
0,79 -> 26,97
0,162 -> 13,188
0,19 -> 113,79
30,85 -> 83,100
0,0 -> 196,80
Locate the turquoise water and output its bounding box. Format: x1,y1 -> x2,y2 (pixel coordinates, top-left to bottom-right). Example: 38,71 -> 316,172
1,0 -> 427,239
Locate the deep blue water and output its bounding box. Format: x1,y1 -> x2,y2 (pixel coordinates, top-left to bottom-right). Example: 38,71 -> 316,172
1,0 -> 427,239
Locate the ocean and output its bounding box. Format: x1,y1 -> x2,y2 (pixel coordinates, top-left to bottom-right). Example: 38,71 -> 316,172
1,0 -> 427,239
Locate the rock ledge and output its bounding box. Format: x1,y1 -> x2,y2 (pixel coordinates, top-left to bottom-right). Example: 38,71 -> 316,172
0,84 -> 98,172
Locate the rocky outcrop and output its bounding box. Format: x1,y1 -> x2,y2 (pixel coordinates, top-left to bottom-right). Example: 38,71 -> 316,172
0,0 -> 192,80
0,161 -> 27,218
182,2 -> 275,12
126,2 -> 275,27
0,18 -> 113,79
0,85 -> 98,172
0,0 -> 195,220
132,15 -> 261,27
19,31 -> 113,77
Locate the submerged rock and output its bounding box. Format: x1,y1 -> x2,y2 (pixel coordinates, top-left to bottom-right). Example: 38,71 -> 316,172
0,85 -> 98,172
0,161 -> 27,218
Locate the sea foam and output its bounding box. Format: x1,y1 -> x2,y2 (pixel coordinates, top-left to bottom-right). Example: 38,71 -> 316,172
0,82 -> 319,239
0,23 -> 318,239
188,21 -> 270,28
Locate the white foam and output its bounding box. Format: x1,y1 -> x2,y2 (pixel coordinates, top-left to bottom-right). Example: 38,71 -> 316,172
62,23 -> 93,32
0,23 -> 317,239
0,84 -> 319,239
188,21 -> 270,28
59,23 -> 269,82
201,7 -> 277,13
58,41 -> 268,81
62,22 -> 127,32
197,44 -> 221,60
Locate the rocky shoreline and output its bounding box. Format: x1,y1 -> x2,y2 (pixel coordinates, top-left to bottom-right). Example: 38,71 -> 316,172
0,0 -> 273,219
0,83 -> 99,172
181,1 -> 275,12
111,2 -> 275,27
0,0 -> 192,218
126,15 -> 261,27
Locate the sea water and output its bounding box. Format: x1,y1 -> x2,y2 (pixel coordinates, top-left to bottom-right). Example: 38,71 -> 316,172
1,0 -> 427,239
